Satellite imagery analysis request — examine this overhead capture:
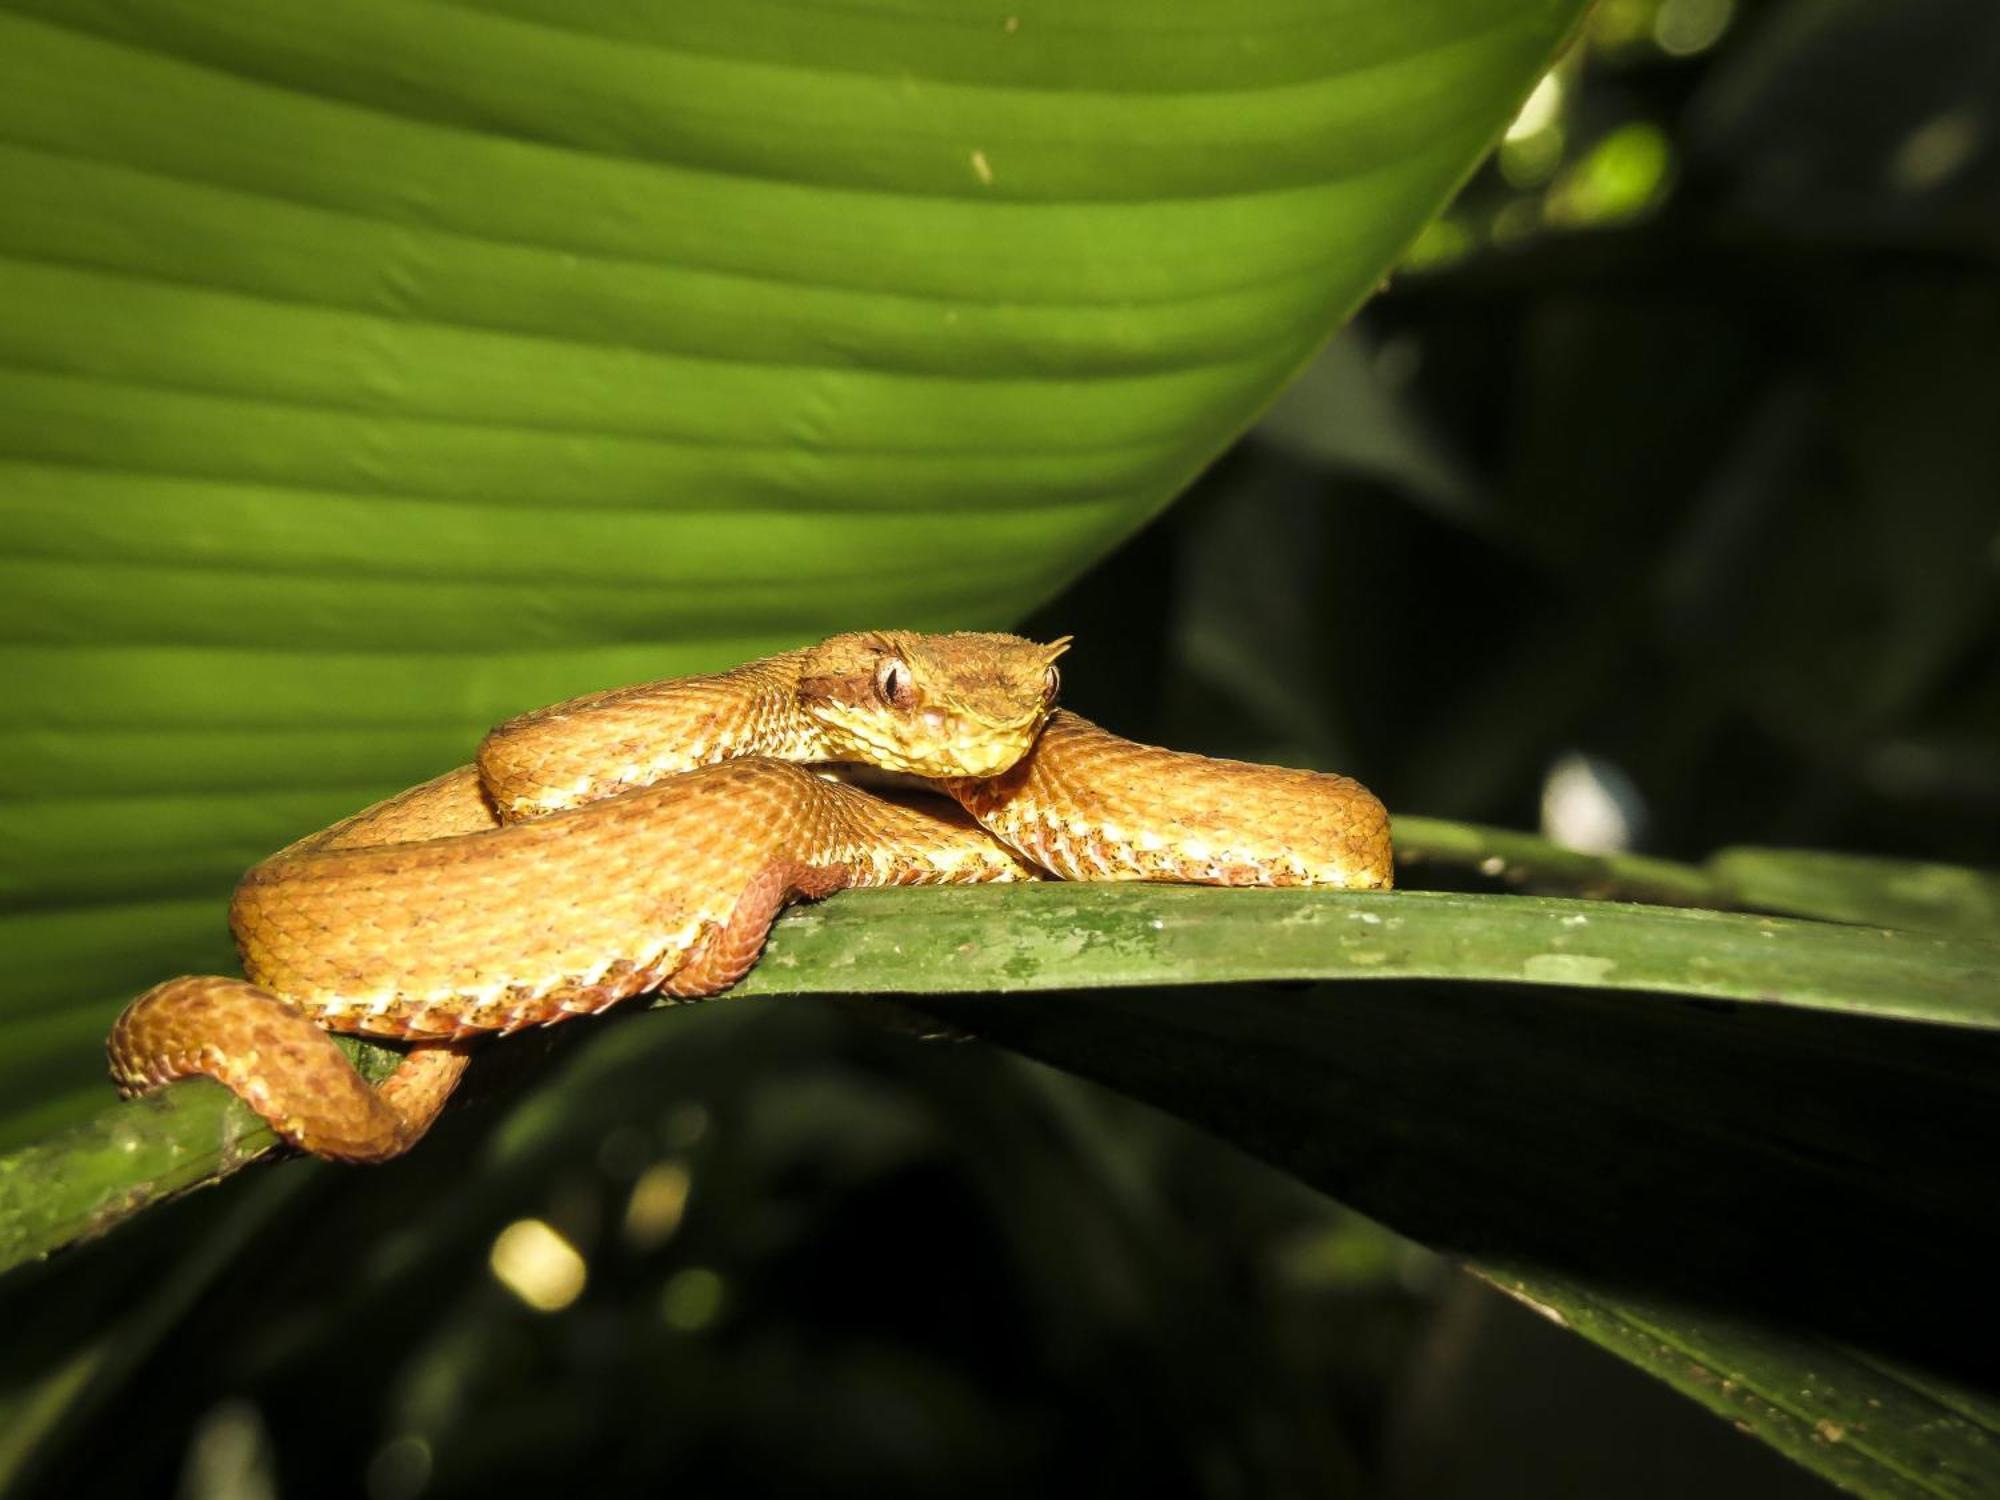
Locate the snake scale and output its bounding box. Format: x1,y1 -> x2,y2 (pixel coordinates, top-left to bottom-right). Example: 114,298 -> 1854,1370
109,632 -> 1392,1161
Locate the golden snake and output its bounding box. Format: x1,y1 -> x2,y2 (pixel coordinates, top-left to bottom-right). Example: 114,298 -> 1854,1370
109,632 -> 1392,1160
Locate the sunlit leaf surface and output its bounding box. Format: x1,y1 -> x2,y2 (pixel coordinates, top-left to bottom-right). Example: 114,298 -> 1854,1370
0,0 -> 1583,1137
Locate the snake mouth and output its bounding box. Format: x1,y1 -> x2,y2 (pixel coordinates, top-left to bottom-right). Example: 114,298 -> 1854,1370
920,735 -> 1037,779
816,708 -> 1045,780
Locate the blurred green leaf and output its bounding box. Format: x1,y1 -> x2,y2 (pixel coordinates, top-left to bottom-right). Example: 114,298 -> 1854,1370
1252,333 -> 1489,525
1688,0 -> 2000,254
1709,847 -> 2000,940
921,972 -> 2000,1500
3,1000 -> 1379,1497
1398,819 -> 2000,940
1474,1267 -> 2000,1500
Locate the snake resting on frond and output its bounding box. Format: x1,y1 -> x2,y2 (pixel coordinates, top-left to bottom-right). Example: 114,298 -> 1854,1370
109,632 -> 1393,1161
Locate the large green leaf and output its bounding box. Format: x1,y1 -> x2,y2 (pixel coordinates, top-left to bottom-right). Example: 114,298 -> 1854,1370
0,0 -> 1583,1134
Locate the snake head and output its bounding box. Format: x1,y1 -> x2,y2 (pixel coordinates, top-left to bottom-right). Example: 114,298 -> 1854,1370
797,631 -> 1070,778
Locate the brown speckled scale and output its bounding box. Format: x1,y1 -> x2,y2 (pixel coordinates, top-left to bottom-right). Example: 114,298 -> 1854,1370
109,632 -> 1390,1161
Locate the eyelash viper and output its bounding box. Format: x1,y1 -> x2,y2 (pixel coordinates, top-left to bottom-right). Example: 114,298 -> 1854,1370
108,631 -> 1391,1160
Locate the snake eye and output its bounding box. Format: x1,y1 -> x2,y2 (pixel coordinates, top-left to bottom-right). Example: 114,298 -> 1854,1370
1043,665 -> 1061,702
875,657 -> 916,710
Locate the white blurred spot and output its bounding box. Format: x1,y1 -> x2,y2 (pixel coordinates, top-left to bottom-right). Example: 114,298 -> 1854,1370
1506,72 -> 1564,142
180,1399 -> 276,1500
489,1218 -> 586,1312
623,1160 -> 693,1251
1541,751 -> 1646,855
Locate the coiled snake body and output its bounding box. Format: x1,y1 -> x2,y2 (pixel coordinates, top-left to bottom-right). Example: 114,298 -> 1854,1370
110,633 -> 1392,1160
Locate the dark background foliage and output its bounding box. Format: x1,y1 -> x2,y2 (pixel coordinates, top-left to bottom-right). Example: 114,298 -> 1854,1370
6,1 -> 1995,1495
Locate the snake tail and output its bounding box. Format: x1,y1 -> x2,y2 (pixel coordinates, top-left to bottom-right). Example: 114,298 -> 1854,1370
109,976 -> 471,1162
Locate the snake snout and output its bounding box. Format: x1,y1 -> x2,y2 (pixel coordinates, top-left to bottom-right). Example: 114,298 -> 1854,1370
894,725 -> 1038,779
946,737 -> 1036,778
